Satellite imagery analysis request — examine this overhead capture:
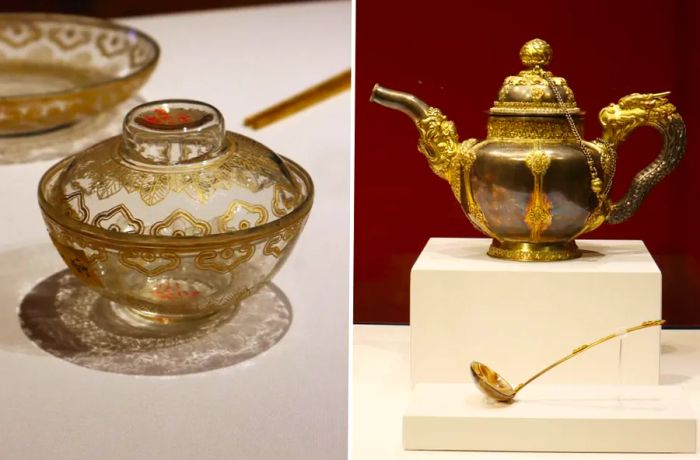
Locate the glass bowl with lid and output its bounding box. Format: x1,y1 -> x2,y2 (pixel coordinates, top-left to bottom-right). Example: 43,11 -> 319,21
38,99 -> 313,333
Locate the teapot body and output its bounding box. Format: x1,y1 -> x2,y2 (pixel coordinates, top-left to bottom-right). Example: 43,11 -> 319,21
422,111 -> 611,261
461,115 -> 608,260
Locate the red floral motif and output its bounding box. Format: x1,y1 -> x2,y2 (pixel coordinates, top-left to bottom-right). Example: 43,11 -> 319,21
154,108 -> 172,122
153,281 -> 201,300
139,108 -> 194,127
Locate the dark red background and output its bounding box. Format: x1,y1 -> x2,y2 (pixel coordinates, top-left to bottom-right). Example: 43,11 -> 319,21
2,0 -> 325,17
355,0 -> 700,326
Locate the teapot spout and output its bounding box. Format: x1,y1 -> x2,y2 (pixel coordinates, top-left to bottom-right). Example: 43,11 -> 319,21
370,84 -> 429,122
370,83 -> 472,182
370,83 -> 489,238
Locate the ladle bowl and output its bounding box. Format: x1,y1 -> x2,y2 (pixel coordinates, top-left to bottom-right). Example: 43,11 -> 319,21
470,361 -> 518,402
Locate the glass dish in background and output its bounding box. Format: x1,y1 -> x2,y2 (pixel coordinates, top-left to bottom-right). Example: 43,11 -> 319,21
0,95 -> 144,164
0,13 -> 158,136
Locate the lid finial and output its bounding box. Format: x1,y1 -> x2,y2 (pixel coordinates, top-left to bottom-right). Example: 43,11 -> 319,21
519,38 -> 552,69
491,38 -> 578,115
122,100 -> 226,166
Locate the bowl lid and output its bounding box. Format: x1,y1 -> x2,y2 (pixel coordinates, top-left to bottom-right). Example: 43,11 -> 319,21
490,38 -> 580,116
45,100 -> 305,237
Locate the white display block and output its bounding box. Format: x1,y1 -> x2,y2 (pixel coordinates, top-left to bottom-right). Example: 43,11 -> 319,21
410,238 -> 661,385
403,383 -> 696,453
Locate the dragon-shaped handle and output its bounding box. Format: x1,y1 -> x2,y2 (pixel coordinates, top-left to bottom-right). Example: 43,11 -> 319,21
598,92 -> 686,224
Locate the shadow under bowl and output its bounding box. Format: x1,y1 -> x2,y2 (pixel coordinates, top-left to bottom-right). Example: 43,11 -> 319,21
19,270 -> 293,375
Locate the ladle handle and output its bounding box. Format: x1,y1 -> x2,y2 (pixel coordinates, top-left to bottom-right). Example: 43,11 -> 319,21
514,319 -> 664,393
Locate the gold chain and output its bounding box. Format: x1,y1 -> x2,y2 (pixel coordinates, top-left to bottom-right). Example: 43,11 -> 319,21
544,74 -> 604,196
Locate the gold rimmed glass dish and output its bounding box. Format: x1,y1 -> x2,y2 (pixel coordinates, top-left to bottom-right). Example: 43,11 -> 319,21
38,100 -> 313,335
0,13 -> 159,136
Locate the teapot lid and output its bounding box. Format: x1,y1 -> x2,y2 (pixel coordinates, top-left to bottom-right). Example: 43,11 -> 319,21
43,99 -> 306,237
490,39 -> 580,116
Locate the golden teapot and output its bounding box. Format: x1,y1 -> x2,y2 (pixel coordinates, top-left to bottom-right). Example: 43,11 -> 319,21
371,38 -> 686,261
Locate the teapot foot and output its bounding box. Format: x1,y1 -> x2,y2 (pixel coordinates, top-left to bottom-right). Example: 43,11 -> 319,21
487,240 -> 580,262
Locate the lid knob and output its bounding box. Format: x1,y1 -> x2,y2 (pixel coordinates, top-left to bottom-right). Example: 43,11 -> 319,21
519,38 -> 552,69
491,39 -> 579,115
122,100 -> 226,166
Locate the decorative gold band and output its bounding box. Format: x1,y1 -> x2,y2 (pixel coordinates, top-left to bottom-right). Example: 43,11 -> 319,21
487,116 -> 582,141
487,240 -> 580,261
490,100 -> 580,115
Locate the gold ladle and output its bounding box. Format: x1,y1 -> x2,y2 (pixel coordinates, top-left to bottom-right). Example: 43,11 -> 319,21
470,319 -> 665,403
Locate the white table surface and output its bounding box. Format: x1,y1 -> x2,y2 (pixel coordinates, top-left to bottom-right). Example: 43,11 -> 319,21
353,325 -> 700,459
0,2 -> 351,459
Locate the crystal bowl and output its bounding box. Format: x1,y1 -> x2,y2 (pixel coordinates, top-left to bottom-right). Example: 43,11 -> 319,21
38,100 -> 313,333
0,13 -> 158,135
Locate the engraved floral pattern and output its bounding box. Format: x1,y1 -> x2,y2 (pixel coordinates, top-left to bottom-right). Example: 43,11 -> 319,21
151,210 -> 211,237
217,200 -> 269,232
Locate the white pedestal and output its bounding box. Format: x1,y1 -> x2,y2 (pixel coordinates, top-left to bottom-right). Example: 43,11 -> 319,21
410,238 -> 661,385
403,383 -> 696,453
